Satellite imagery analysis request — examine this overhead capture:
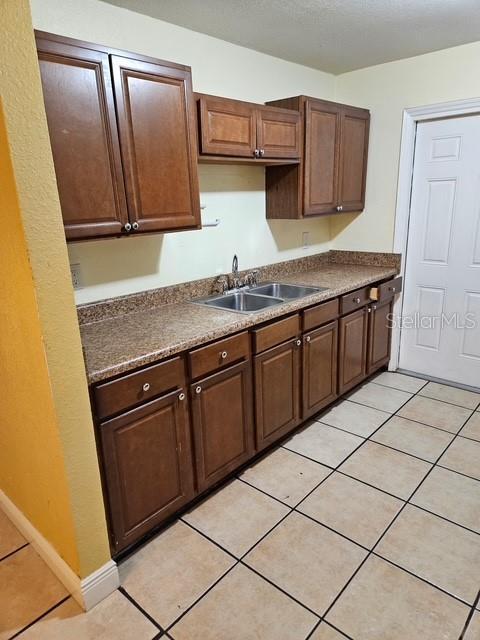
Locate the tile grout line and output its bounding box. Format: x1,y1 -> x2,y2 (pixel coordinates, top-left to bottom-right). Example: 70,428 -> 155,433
0,542 -> 29,564
459,589 -> 480,640
7,595 -> 71,640
125,373 -> 477,639
118,586 -> 165,634
311,386 -> 477,635
368,379 -> 480,411
318,409 -> 469,437
178,376 -> 478,638
167,382 -> 429,637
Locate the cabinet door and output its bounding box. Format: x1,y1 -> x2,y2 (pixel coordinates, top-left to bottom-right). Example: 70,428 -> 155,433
304,99 -> 341,216
303,321 -> 338,419
100,390 -> 194,553
367,300 -> 393,374
256,107 -> 301,159
254,338 -> 301,451
198,95 -> 256,157
111,56 -> 201,232
191,361 -> 254,492
338,308 -> 369,395
36,36 -> 128,240
338,106 -> 370,213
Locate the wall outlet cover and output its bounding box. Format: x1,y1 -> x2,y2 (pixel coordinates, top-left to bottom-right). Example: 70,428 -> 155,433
302,231 -> 310,249
70,263 -> 83,290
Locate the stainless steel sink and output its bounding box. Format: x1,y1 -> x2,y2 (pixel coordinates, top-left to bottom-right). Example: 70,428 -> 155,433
199,291 -> 284,313
193,280 -> 328,314
250,282 -> 325,299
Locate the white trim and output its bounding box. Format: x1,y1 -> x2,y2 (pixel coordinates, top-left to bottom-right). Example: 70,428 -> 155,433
81,560 -> 119,611
0,490 -> 119,610
390,96 -> 480,371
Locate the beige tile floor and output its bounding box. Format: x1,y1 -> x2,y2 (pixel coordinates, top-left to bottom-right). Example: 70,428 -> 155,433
1,371 -> 479,639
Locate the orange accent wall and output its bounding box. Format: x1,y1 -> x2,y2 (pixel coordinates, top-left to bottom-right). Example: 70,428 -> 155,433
0,101 -> 80,573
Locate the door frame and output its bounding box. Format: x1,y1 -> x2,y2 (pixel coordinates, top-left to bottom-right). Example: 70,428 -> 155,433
390,96 -> 480,371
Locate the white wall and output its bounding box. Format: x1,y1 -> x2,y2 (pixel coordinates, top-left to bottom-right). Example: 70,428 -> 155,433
31,0 -> 336,304
331,40 -> 480,252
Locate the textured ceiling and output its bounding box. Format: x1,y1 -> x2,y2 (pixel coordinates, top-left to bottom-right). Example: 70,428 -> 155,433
103,0 -> 480,73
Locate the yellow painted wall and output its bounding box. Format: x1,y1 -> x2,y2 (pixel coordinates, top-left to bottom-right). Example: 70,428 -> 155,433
0,0 -> 110,578
332,40 -> 480,251
0,102 -> 79,573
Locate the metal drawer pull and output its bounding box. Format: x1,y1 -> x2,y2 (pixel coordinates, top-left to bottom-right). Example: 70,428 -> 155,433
353,297 -> 361,304
142,382 -> 150,392
296,339 -> 302,346
305,336 -> 311,342
196,386 -> 202,394
221,351 -> 228,359
391,286 -> 396,292
178,392 -> 185,401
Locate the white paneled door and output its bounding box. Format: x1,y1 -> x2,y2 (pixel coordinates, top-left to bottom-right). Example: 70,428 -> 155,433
399,115 -> 480,387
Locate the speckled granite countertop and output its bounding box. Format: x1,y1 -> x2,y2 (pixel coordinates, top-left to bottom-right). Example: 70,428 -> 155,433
80,259 -> 399,384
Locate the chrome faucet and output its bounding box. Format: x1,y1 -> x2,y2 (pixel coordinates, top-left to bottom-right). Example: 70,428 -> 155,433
232,254 -> 240,289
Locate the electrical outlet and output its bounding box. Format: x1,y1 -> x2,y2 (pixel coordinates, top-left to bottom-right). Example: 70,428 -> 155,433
70,263 -> 83,290
302,231 -> 310,249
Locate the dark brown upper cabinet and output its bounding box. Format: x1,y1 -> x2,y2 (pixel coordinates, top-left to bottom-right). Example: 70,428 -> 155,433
266,96 -> 370,219
196,94 -> 301,163
36,35 -> 128,240
35,31 -> 201,241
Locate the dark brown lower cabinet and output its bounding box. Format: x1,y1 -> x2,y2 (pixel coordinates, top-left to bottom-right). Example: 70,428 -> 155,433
254,338 -> 301,451
100,389 -> 194,553
303,320 -> 338,419
367,299 -> 393,373
338,307 -> 369,395
190,361 -> 254,492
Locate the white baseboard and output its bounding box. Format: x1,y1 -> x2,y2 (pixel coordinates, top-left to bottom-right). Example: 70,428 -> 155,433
81,559 -> 119,610
0,490 -> 119,610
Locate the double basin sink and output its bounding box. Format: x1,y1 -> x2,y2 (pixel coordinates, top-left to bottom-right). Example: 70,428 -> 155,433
195,282 -> 328,314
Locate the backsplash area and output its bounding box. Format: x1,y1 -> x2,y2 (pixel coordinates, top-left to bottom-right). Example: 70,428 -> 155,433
77,250 -> 401,325
68,165 -> 332,305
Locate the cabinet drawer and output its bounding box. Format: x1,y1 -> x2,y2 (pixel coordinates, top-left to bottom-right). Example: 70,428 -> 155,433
252,314 -> 301,354
303,298 -> 339,332
377,276 -> 403,301
189,332 -> 250,379
340,287 -> 371,315
94,357 -> 185,420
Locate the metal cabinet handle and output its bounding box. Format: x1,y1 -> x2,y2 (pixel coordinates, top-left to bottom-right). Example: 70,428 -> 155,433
124,222 -> 132,232
295,339 -> 302,346
391,286 -> 396,293
367,307 -> 372,313
372,305 -> 377,311
354,297 -> 361,304
254,149 -> 259,158
142,382 -> 150,392
178,392 -> 185,401
220,351 -> 228,359
336,205 -> 343,212
196,386 -> 202,394
305,336 -> 311,342
260,149 -> 265,157
132,222 -> 139,230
